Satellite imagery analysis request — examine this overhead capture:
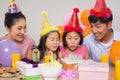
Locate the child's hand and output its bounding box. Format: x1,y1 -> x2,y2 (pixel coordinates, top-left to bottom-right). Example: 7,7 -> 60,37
58,59 -> 66,70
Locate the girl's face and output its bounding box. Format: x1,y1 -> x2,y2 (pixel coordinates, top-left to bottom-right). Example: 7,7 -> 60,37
45,31 -> 60,51
6,18 -> 27,43
65,31 -> 80,51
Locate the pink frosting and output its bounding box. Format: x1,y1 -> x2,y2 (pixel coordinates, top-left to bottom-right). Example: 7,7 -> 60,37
60,70 -> 78,79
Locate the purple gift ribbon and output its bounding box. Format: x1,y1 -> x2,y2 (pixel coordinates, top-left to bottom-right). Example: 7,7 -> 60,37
21,58 -> 40,68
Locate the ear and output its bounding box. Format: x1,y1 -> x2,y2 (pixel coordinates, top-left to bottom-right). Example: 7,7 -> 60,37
5,26 -> 10,32
107,21 -> 112,30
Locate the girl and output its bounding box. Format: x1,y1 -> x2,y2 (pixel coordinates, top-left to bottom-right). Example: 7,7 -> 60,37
0,0 -> 35,60
37,11 -> 62,62
60,8 -> 89,80
60,8 -> 89,60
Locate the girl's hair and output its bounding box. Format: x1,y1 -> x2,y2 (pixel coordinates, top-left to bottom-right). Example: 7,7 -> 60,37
88,14 -> 113,23
37,30 -> 60,61
4,12 -> 26,28
62,32 -> 83,48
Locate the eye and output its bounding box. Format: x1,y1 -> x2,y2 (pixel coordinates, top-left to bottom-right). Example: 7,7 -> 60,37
50,38 -> 54,41
51,39 -> 54,41
17,27 -> 22,30
24,26 -> 27,29
90,25 -> 93,28
96,26 -> 101,28
68,37 -> 72,39
75,38 -> 79,40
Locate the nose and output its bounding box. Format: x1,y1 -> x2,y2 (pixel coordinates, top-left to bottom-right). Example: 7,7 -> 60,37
21,29 -> 26,34
71,39 -> 75,44
53,40 -> 59,44
91,27 -> 97,34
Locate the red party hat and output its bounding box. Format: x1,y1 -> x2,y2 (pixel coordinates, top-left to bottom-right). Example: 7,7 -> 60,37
65,8 -> 83,33
90,0 -> 112,18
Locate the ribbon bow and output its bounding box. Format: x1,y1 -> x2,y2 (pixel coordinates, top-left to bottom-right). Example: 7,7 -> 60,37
21,58 -> 40,68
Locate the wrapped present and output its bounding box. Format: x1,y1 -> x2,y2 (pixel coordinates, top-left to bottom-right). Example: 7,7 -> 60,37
16,58 -> 41,76
78,59 -> 109,80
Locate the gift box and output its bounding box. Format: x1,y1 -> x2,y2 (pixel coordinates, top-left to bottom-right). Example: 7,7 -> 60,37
78,60 -> 109,80
16,61 -> 41,76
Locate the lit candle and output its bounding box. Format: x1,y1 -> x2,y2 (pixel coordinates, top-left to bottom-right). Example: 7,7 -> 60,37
115,57 -> 120,80
44,56 -> 50,63
12,53 -> 20,68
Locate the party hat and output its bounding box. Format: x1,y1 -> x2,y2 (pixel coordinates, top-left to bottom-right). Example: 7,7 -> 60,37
90,0 -> 112,18
40,11 -> 58,36
8,0 -> 20,14
64,8 -> 83,33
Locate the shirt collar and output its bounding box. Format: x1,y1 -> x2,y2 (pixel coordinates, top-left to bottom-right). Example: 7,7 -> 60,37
113,30 -> 120,41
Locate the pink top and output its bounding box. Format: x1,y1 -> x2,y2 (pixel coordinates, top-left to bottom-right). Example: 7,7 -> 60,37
60,45 -> 87,60
0,35 -> 35,59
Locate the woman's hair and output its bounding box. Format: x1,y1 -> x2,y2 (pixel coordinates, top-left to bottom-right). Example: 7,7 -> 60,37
88,14 -> 113,23
4,12 -> 26,28
62,32 -> 83,48
37,30 -> 60,61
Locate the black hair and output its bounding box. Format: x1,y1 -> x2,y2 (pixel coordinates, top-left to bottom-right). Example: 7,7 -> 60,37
4,12 -> 26,28
62,32 -> 83,48
37,30 -> 60,61
88,14 -> 113,23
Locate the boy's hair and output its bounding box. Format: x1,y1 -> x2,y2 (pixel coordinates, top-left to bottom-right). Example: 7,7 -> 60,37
4,12 -> 26,28
37,30 -> 60,60
62,32 -> 83,48
88,14 -> 113,23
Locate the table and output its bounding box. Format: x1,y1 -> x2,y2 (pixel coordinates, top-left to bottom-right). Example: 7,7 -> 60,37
0,66 -> 115,80
109,66 -> 115,80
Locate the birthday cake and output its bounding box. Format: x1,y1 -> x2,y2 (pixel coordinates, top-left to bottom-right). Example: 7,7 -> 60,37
60,56 -> 82,80
40,61 -> 62,80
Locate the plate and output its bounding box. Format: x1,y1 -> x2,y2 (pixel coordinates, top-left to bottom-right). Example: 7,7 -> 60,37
0,72 -> 20,78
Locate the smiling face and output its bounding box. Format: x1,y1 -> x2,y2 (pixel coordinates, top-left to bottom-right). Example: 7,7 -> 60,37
65,31 -> 80,51
90,21 -> 112,41
45,31 -> 60,52
6,18 -> 27,43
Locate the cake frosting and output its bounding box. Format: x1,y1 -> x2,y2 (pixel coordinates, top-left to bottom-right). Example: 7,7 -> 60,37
40,61 -> 62,80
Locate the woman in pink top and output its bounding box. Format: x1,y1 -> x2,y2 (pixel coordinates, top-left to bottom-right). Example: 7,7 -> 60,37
0,1 -> 35,59
60,8 -> 89,60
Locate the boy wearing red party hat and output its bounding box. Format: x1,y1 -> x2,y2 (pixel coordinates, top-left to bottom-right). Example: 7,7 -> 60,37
84,0 -> 120,64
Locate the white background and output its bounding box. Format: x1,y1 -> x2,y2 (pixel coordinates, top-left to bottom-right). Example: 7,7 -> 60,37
0,0 -> 120,44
